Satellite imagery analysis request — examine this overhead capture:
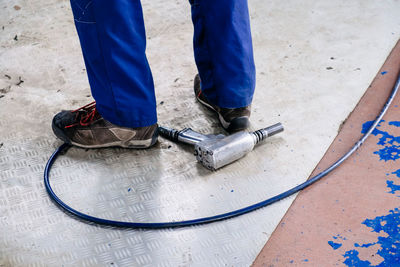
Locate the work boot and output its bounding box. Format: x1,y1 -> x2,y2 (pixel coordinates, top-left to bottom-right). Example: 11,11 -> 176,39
194,74 -> 251,132
52,101 -> 158,148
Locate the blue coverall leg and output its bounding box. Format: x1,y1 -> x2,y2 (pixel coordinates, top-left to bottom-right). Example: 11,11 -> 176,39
69,0 -> 256,127
190,0 -> 256,109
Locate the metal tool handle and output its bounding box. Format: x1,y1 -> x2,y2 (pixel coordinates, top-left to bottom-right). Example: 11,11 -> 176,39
158,126 -> 210,145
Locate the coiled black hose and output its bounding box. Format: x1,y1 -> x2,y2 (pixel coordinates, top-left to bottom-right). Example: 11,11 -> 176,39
44,71 -> 400,229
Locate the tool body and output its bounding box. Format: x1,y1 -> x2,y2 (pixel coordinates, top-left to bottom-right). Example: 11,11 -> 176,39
159,123 -> 284,170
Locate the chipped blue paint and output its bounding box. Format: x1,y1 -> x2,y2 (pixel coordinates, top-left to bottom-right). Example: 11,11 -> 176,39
332,234 -> 347,240
381,71 -> 388,75
386,180 -> 400,194
331,121 -> 400,266
343,250 -> 372,266
328,241 -> 342,250
344,208 -> 400,265
389,121 -> 400,127
361,120 -> 400,161
354,242 -> 376,248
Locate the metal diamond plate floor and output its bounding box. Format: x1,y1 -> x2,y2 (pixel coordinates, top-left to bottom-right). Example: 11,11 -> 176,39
1,0 -> 399,266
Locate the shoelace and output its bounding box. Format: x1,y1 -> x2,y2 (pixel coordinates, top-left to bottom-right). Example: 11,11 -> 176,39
65,101 -> 101,128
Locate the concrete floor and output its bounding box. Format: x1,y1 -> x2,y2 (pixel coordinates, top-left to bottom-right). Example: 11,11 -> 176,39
0,0 -> 400,266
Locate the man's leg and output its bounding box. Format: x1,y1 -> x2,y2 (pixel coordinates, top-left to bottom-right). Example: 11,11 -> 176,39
190,0 -> 256,109
52,0 -> 158,148
70,0 -> 156,127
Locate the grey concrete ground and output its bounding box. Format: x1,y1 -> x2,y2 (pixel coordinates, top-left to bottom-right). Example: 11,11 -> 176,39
0,0 -> 399,266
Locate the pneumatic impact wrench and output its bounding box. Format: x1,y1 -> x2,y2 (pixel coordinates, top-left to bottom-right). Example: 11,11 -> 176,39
158,123 -> 284,170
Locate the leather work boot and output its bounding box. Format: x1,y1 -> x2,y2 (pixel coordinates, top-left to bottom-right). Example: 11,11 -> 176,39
52,102 -> 158,148
194,74 -> 251,132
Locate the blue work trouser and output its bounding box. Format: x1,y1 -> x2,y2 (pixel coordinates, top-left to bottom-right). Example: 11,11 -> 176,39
70,0 -> 256,127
